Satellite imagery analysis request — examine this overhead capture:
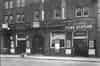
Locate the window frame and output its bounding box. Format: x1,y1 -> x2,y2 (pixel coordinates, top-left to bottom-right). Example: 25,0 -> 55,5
75,7 -> 89,17
53,8 -> 62,19
50,32 -> 65,48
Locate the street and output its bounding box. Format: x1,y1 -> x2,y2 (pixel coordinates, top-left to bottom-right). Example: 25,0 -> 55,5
0,57 -> 100,66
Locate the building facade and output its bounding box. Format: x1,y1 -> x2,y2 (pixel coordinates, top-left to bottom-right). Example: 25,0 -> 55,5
0,0 -> 99,57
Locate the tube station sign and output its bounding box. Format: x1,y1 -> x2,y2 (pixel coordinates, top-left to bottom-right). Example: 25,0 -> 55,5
65,23 -> 93,31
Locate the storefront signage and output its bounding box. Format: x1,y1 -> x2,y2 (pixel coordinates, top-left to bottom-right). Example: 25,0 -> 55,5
32,22 -> 40,28
74,31 -> 87,36
65,24 -> 93,31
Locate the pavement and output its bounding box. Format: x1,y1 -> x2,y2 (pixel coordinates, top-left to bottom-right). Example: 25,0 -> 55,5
0,54 -> 100,62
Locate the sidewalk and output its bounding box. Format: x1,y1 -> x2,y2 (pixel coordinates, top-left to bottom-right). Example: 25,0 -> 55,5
0,54 -> 100,62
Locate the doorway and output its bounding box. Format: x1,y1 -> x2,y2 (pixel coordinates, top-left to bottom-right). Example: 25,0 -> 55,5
74,39 -> 88,57
32,33 -> 44,54
17,40 -> 26,54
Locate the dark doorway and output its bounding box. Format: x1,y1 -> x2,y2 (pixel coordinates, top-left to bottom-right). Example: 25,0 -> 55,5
17,40 -> 26,54
32,33 -> 44,54
74,39 -> 88,57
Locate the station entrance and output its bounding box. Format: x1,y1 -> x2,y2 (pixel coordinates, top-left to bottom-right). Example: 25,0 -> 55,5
32,33 -> 44,54
73,31 -> 88,57
74,39 -> 88,57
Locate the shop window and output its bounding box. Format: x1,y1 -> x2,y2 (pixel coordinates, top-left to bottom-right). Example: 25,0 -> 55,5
50,32 -> 65,48
66,40 -> 71,48
88,40 -> 96,56
75,7 -> 89,17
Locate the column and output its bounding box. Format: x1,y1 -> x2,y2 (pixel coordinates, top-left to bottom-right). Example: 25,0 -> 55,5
61,0 -> 66,19
96,0 -> 100,57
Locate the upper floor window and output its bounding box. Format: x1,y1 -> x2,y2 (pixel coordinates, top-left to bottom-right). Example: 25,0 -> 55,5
16,14 -> 24,23
33,10 -> 40,21
16,0 -> 25,7
75,7 -> 89,17
5,1 -> 13,9
4,15 -> 13,24
54,9 -> 61,19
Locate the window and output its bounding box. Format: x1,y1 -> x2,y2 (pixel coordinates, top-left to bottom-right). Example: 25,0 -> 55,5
16,14 -> 24,23
4,15 -> 13,24
5,1 -> 9,9
16,14 -> 20,23
50,32 -> 65,48
88,40 -> 96,56
21,0 -> 25,7
9,16 -> 13,24
4,1 -> 13,9
33,11 -> 40,21
16,0 -> 25,7
54,9 -> 61,19
4,16 -> 8,23
83,8 -> 88,16
75,7 -> 89,17
9,1 -> 13,8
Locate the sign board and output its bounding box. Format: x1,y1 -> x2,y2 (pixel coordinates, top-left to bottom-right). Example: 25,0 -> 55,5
65,24 -> 93,31
32,22 -> 40,28
2,24 -> 8,29
74,31 -> 87,36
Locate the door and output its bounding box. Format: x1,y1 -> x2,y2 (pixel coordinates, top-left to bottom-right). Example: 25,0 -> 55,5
74,39 -> 88,57
32,34 -> 44,54
17,40 -> 26,54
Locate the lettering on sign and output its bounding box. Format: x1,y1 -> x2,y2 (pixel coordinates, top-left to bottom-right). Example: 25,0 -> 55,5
65,24 -> 93,30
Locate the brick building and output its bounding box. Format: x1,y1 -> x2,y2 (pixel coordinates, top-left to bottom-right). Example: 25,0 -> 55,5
0,0 -> 99,57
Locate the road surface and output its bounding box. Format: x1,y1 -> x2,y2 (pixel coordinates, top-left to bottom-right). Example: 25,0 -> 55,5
0,57 -> 100,66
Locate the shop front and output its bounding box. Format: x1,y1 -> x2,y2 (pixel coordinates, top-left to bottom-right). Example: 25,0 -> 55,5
48,21 -> 96,57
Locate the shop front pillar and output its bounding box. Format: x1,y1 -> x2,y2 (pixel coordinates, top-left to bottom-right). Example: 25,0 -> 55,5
26,40 -> 31,54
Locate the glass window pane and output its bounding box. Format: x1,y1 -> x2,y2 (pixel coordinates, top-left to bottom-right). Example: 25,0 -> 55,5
21,0 -> 25,7
16,15 -> 20,23
10,1 -> 13,8
17,0 -> 21,7
9,16 -> 13,24
60,39 -> 64,47
76,8 -> 82,17
4,16 -> 8,23
54,9 -> 61,19
5,1 -> 9,9
83,8 -> 89,17
89,40 -> 94,48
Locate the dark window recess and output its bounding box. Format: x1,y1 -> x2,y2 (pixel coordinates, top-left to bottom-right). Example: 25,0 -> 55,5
52,40 -> 55,47
60,39 -> 64,47
54,9 -> 61,18
33,11 -> 40,20
77,9 -> 82,16
84,8 -> 88,16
